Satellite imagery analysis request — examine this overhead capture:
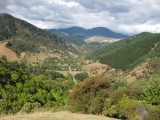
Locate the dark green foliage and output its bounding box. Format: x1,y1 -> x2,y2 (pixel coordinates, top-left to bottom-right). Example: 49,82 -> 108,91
0,14 -> 16,40
87,32 -> 151,60
51,71 -> 64,80
74,72 -> 89,81
100,33 -> 160,70
86,37 -> 128,60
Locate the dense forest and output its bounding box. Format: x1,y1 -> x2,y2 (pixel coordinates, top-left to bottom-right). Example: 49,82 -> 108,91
87,32 -> 160,70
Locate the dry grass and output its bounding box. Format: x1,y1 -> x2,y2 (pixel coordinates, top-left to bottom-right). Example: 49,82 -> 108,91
0,42 -> 26,61
0,111 -> 118,120
0,42 -> 20,61
82,63 -> 108,75
126,62 -> 153,83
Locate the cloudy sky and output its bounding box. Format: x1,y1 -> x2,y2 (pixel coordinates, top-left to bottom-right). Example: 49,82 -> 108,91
0,0 -> 160,35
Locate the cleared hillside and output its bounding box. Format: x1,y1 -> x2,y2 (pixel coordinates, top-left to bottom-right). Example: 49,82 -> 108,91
0,42 -> 21,61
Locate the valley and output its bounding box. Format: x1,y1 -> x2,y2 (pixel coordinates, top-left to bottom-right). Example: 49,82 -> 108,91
0,13 -> 160,120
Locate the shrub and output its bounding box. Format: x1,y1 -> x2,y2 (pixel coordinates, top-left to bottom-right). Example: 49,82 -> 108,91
110,87 -> 144,104
74,72 -> 89,81
147,105 -> 160,120
51,71 -> 64,80
131,72 -> 136,77
117,96 -> 148,120
144,73 -> 160,105
102,99 -> 117,117
67,75 -> 110,114
21,102 -> 41,113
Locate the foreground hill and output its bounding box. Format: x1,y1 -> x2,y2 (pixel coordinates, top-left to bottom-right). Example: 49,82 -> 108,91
0,111 -> 118,120
49,26 -> 128,38
87,32 -> 160,70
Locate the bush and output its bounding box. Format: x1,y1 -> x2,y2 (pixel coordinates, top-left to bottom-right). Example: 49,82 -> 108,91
117,96 -> 148,120
102,99 -> 117,117
51,71 -> 64,80
147,105 -> 160,120
67,75 -> 110,114
144,73 -> 160,105
21,102 -> 41,113
110,87 -> 144,104
74,72 -> 89,81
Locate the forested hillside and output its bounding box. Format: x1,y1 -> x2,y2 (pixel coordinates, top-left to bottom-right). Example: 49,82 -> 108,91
87,32 -> 160,70
0,13 -> 67,54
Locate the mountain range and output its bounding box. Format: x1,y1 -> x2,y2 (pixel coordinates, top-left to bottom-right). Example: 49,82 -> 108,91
48,26 -> 129,38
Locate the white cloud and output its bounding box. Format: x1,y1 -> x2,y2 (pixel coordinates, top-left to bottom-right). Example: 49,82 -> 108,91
0,0 -> 160,35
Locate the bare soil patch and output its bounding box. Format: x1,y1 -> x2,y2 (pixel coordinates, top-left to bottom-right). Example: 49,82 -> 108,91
82,63 -> 108,75
0,42 -> 21,61
127,62 -> 153,83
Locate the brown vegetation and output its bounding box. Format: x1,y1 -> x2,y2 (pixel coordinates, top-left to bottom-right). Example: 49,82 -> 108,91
82,63 -> 108,75
0,42 -> 24,61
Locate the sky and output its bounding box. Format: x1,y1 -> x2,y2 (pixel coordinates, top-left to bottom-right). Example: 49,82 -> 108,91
0,0 -> 160,35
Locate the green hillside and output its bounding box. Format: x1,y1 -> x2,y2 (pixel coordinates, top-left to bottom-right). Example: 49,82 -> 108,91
54,32 -> 86,46
87,32 -> 160,70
